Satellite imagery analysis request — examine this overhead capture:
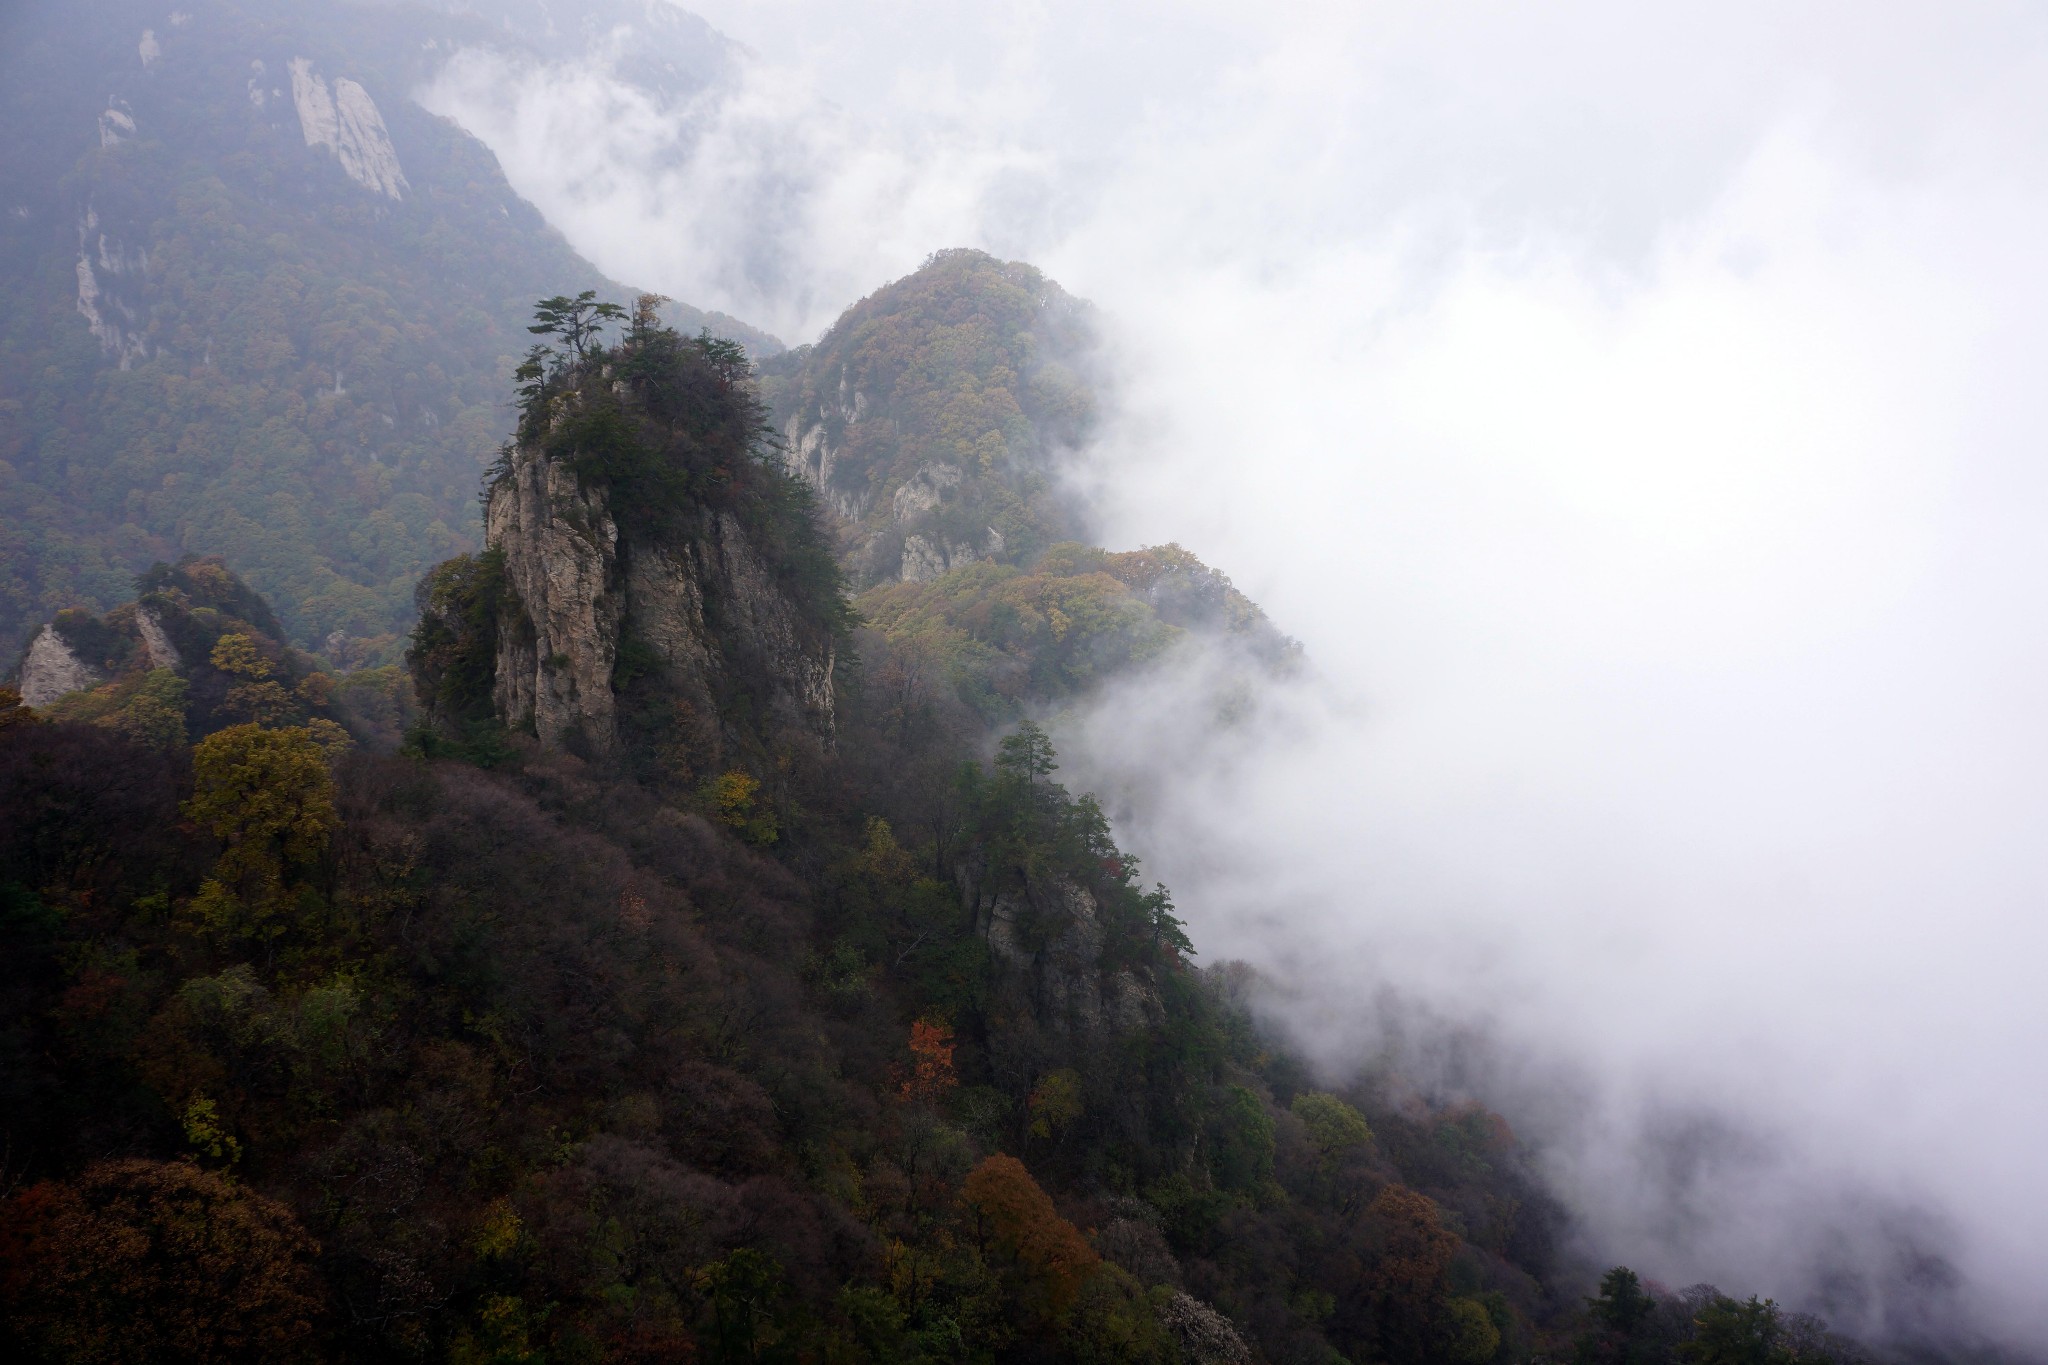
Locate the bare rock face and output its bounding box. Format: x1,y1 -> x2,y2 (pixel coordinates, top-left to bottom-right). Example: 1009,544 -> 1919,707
486,446 -> 623,757
74,206 -> 151,369
18,627 -> 103,709
482,433 -> 836,768
289,58 -> 409,200
135,608 -> 182,671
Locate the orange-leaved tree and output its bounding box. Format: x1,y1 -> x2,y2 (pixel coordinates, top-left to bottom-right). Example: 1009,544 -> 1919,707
0,1158 -> 325,1363
1366,1183 -> 1461,1364
960,1153 -> 1099,1320
899,1017 -> 958,1105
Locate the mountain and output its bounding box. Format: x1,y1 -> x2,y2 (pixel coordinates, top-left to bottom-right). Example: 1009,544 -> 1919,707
759,249 -> 1100,588
0,239 -> 1901,1363
0,2 -> 1937,1352
0,0 -> 769,670
411,308 -> 847,774
763,249 -> 1297,726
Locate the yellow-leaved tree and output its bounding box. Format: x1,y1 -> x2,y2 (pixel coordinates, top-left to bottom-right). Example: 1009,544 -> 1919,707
182,724 -> 336,944
212,631 -> 300,725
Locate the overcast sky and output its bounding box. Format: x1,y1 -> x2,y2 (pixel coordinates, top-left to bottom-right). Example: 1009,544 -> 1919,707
424,1 -> 2048,1346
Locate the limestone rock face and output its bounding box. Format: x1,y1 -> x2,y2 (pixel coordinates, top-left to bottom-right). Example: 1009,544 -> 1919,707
98,102 -> 136,148
135,608 -> 182,671
890,462 -> 961,521
74,206 -> 150,369
780,396 -> 872,526
482,433 -> 836,767
18,627 -> 103,709
486,448 -> 623,757
289,58 -> 409,200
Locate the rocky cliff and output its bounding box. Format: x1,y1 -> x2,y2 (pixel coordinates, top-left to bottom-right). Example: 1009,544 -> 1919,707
984,877 -> 1165,1039
482,428 -> 837,764
5,556 -> 367,745
413,329 -> 845,775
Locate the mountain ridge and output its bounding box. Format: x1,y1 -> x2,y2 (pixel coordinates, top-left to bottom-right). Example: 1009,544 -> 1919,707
0,0 -> 773,666
0,6 -> 1996,1360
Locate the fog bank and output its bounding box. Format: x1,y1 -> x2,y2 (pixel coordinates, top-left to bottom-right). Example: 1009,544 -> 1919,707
423,0 -> 2048,1346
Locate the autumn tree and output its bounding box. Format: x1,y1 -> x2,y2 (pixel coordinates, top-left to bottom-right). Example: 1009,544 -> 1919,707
0,684 -> 38,731
899,1017 -> 959,1105
631,291 -> 672,342
1367,1184 -> 1460,1364
1294,1091 -> 1372,1166
705,768 -> 778,845
182,724 -> 337,942
210,632 -> 297,726
1027,1068 -> 1083,1143
961,1154 -> 1100,1321
1292,1091 -> 1373,1205
0,1158 -> 324,1363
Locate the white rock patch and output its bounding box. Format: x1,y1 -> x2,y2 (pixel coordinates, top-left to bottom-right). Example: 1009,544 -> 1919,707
74,207 -> 149,368
136,609 -> 182,672
18,628 -> 102,709
98,104 -> 136,148
289,57 -> 408,200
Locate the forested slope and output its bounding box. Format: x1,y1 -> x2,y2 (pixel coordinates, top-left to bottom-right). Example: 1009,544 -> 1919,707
0,0 -> 768,666
0,257 -> 1895,1362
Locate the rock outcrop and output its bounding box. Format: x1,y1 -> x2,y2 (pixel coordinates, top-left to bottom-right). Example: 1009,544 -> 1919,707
289,58 -> 408,200
75,206 -> 151,369
8,557 -> 351,743
415,341 -> 843,773
481,433 -> 836,766
485,447 -> 623,756
135,607 -> 182,671
18,627 -> 103,709
984,877 -> 1163,1038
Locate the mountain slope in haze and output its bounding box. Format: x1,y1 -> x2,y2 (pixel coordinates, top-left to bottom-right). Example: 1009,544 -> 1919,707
0,0 -> 771,668
0,248 -> 1932,1363
0,301 -> 1578,1365
761,249 -> 1101,588
763,250 -> 1297,728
